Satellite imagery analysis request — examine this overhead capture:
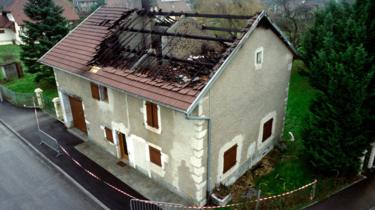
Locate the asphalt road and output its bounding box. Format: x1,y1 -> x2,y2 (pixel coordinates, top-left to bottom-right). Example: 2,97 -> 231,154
0,123 -> 102,210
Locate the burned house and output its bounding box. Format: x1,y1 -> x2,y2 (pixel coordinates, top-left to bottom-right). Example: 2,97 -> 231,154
39,6 -> 297,205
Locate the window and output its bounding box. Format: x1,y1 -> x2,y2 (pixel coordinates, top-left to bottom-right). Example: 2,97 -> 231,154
256,51 -> 262,64
90,82 -> 108,102
0,29 -> 5,33
223,144 -> 237,173
105,127 -> 113,143
262,118 -> 273,142
146,102 -> 159,129
255,47 -> 264,69
149,146 -> 162,167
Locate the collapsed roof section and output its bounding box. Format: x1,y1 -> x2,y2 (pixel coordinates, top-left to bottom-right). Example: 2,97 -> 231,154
90,9 -> 257,88
39,7 -> 296,112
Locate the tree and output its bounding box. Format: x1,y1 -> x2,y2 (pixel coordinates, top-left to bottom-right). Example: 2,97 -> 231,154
301,2 -> 374,175
267,0 -> 315,47
21,0 -> 70,84
192,0 -> 263,34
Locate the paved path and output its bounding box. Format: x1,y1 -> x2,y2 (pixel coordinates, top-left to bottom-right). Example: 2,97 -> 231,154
306,174 -> 375,210
0,101 -> 145,210
0,122 -> 101,210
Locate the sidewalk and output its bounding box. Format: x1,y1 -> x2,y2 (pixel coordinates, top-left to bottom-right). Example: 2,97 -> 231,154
0,101 -> 145,210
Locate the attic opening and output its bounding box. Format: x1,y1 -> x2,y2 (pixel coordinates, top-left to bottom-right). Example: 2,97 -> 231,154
90,9 -> 259,87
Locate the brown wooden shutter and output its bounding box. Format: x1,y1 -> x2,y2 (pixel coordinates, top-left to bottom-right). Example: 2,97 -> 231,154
152,104 -> 159,129
149,146 -> 162,167
262,118 -> 273,142
223,144 -> 237,173
90,83 -> 100,100
105,127 -> 113,143
146,102 -> 154,127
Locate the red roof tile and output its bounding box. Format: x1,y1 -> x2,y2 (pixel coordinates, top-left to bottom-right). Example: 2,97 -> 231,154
2,0 -> 79,25
39,7 -> 265,111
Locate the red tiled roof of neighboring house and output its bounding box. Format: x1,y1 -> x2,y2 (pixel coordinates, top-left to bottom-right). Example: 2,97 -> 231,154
39,7 -> 297,112
1,0 -> 79,26
0,14 -> 14,29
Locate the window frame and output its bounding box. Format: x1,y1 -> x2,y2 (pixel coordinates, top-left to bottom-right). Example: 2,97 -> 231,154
149,145 -> 162,167
255,47 -> 264,70
90,82 -> 108,102
144,101 -> 161,134
258,111 -> 277,148
223,144 -> 238,174
104,127 -> 114,144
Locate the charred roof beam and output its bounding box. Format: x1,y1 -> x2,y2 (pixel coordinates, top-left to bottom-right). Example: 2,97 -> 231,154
138,10 -> 253,20
201,25 -> 247,33
121,47 -> 216,67
121,27 -> 235,42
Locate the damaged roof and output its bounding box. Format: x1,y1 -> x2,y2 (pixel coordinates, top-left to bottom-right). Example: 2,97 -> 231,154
39,6 -> 297,112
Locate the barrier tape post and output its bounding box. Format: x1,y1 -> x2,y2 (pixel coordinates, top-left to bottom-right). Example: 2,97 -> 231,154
255,189 -> 261,210
310,180 -> 317,200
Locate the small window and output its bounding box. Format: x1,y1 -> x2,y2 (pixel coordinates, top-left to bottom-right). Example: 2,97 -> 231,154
256,51 -> 262,64
0,29 -> 5,33
255,47 -> 264,69
262,118 -> 273,142
223,144 -> 237,173
146,102 -> 159,129
149,146 -> 162,167
105,127 -> 113,143
91,83 -> 108,102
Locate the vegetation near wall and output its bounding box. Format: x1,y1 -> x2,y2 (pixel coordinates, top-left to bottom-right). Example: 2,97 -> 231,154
301,1 -> 374,176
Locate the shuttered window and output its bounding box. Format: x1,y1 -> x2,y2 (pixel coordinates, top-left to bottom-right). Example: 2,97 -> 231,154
149,146 -> 162,167
223,144 -> 237,173
91,82 -> 108,102
146,102 -> 159,129
105,127 -> 113,143
91,83 -> 100,100
262,118 -> 273,142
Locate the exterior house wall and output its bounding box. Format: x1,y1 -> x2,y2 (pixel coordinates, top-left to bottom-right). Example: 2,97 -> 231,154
0,13 -> 23,45
201,27 -> 293,190
0,28 -> 17,45
54,69 -> 208,205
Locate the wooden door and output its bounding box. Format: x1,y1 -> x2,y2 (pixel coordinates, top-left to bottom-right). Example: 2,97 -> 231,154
69,96 -> 87,134
118,132 -> 128,160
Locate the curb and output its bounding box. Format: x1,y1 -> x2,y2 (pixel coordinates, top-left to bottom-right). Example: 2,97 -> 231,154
0,118 -> 110,210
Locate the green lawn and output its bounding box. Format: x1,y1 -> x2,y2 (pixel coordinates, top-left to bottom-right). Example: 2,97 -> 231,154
0,44 -> 21,63
256,61 -> 317,195
0,44 -> 58,101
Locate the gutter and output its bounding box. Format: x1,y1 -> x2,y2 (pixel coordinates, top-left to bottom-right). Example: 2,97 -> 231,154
185,113 -> 212,202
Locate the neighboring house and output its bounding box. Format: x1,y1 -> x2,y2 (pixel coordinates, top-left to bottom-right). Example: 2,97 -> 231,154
39,7 -> 296,205
0,0 -> 79,45
155,0 -> 192,12
73,0 -> 99,13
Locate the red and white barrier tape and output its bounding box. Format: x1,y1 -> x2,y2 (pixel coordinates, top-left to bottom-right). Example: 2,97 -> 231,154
59,145 -> 317,209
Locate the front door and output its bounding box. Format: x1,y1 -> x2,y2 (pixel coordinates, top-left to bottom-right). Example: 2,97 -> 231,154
118,132 -> 128,160
69,96 -> 87,134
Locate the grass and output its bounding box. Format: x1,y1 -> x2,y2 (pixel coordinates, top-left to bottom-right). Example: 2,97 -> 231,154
255,60 -> 318,195
0,44 -> 21,63
0,44 -> 58,101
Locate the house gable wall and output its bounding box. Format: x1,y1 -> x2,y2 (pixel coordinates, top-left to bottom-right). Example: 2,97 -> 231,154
202,27 -> 293,190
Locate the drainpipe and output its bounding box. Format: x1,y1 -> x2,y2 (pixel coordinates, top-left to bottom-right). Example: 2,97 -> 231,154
185,113 -> 212,203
